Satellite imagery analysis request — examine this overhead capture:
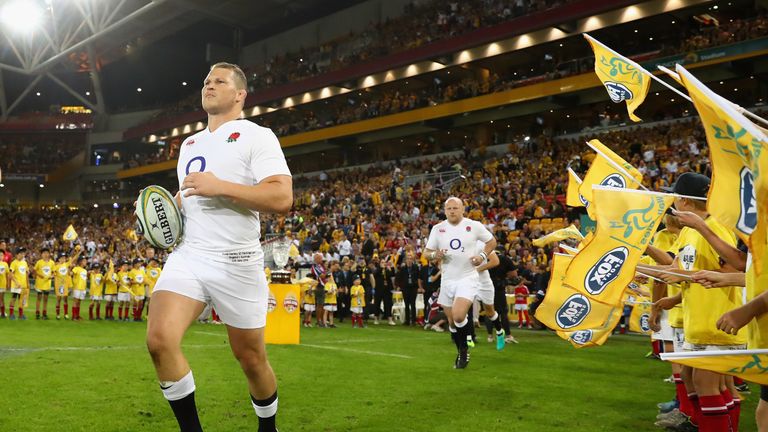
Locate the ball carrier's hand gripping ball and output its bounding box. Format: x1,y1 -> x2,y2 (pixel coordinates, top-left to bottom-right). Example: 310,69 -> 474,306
134,185 -> 184,250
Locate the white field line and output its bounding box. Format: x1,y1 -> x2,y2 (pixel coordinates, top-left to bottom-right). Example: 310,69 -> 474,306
298,343 -> 413,359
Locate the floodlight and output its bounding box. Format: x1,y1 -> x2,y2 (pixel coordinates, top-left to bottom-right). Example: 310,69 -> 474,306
0,1 -> 44,35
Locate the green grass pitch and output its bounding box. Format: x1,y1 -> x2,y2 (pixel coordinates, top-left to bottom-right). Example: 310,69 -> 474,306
0,313 -> 759,431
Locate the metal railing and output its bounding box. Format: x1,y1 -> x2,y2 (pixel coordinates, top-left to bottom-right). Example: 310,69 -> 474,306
402,169 -> 463,191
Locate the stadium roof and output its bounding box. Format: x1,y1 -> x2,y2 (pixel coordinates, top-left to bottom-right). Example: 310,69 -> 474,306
0,0 -> 366,118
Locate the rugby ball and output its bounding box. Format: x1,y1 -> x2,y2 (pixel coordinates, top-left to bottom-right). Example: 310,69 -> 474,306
134,185 -> 183,250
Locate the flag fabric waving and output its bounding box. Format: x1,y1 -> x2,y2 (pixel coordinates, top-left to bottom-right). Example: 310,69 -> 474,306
566,167 -> 585,207
532,225 -> 584,247
661,349 -> 768,385
584,34 -> 652,122
535,253 -> 618,332
676,64 -> 768,272
579,139 -> 644,219
563,187 -> 674,307
62,224 -> 78,242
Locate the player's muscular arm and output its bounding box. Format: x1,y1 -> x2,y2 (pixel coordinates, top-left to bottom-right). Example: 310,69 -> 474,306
182,172 -> 293,214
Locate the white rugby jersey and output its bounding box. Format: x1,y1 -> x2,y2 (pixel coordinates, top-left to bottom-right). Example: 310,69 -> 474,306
476,240 -> 493,287
176,119 -> 291,263
426,217 -> 493,283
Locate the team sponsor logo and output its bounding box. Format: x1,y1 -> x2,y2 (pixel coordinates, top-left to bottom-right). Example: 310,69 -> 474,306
737,167 -> 757,235
600,173 -> 626,188
570,329 -> 593,345
604,82 -> 634,103
267,291 -> 277,313
185,139 -> 195,146
439,229 -> 446,233
43,267 -> 51,276
283,293 -> 299,314
584,247 -> 628,295
579,193 -> 588,206
58,267 -> 67,275
640,313 -> 651,333
556,294 -> 591,329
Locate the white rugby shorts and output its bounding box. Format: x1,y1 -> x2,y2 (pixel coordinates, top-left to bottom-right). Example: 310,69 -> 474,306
351,306 -> 364,314
513,304 -> 528,311
10,288 -> 22,294
438,274 -> 480,308
104,294 -> 116,302
72,290 -> 86,300
323,304 -> 338,312
117,292 -> 131,303
476,278 -> 494,305
651,310 -> 674,342
153,248 -> 269,329
303,303 -> 316,312
90,295 -> 103,301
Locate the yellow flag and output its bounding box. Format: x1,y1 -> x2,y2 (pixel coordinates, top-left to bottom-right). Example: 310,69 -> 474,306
627,296 -> 653,334
535,253 -> 618,331
676,64 -> 768,272
125,229 -> 139,242
557,307 -> 621,348
62,224 -> 78,241
566,167 -> 585,207
532,225 -> 584,247
747,252 -> 768,349
661,349 -> 768,385
579,139 -> 644,219
564,187 -> 674,307
578,231 -> 595,250
584,34 -> 652,122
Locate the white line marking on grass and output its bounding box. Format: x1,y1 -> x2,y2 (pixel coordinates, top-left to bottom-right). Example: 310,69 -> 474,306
193,331 -> 227,337
299,343 -> 413,359
0,344 -> 227,354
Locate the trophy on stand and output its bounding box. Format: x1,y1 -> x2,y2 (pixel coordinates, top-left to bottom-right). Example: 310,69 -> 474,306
270,237 -> 292,284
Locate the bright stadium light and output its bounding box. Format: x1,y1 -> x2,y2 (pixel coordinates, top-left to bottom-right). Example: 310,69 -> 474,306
0,1 -> 45,35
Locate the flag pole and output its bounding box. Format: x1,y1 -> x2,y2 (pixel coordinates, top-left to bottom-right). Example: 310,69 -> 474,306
657,64 -> 768,128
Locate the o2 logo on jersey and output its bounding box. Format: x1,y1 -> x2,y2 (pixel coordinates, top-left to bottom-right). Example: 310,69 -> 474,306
449,239 -> 462,250
556,294 -> 591,329
737,167 -> 757,235
600,174 -> 626,189
604,82 -> 633,103
267,291 -> 277,313
584,247 -> 628,295
185,156 -> 206,175
570,329 -> 593,345
283,293 -> 299,314
640,313 -> 651,333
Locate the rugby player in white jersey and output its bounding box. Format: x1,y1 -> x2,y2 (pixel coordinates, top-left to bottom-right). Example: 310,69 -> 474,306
474,240 -> 506,350
423,197 -> 497,369
146,62 -> 292,432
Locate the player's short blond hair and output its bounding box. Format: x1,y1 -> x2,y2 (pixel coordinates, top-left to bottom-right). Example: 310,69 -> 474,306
444,196 -> 464,207
210,62 -> 247,91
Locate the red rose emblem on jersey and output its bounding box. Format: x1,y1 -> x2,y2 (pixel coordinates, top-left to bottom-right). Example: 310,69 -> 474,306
466,226 -> 471,232
185,139 -> 195,146
227,132 -> 240,143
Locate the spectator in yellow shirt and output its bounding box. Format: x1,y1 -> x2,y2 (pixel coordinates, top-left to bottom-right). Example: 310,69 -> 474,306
33,247 -> 55,319
9,247 -> 29,320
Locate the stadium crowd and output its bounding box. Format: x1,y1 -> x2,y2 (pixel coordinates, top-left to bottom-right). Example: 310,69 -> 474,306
0,112 -> 715,329
133,6 -> 767,142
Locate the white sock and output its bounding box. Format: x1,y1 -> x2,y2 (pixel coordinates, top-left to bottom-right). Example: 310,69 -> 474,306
490,312 -> 499,321
252,395 -> 278,418
159,370 -> 195,401
454,317 -> 468,328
